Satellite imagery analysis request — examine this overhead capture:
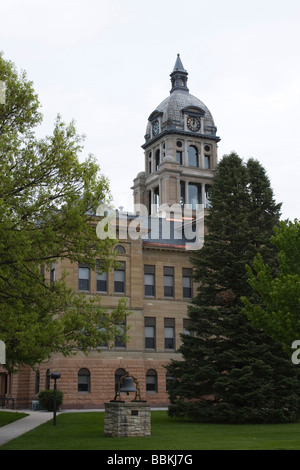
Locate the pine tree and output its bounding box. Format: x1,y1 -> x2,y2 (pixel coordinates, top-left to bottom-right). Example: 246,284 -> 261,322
166,153 -> 300,424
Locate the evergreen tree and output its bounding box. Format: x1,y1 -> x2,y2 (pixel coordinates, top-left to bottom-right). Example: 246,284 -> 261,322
166,153 -> 300,424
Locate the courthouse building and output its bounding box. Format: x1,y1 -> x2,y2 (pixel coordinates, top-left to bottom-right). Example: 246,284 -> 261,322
0,55 -> 220,409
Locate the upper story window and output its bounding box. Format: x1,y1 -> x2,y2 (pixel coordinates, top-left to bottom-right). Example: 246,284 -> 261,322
96,264 -> 108,293
145,317 -> 156,349
148,152 -> 152,174
154,187 -> 160,208
155,149 -> 160,171
176,150 -> 183,164
188,145 -> 198,167
114,245 -> 126,254
205,184 -> 212,209
205,155 -> 211,169
144,265 -> 155,297
182,268 -> 193,298
78,264 -> 90,291
188,183 -> 202,209
114,318 -> 126,349
164,318 -> 175,350
164,266 -> 174,298
50,262 -> 55,283
114,261 -> 125,293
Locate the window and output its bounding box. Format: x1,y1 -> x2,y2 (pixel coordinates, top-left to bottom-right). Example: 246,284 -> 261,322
146,369 -> 157,393
188,145 -> 198,167
183,318 -> 192,336
114,261 -> 125,293
145,317 -> 156,349
205,155 -> 211,169
164,318 -> 175,349
154,186 -> 159,208
166,373 -> 175,392
188,183 -> 202,209
205,185 -> 212,209
78,264 -> 90,291
182,268 -> 192,298
180,181 -> 185,206
155,149 -> 160,171
46,369 -> 50,390
35,371 -> 40,394
115,368 -> 126,392
96,261 -> 108,292
148,152 -> 152,174
144,265 -> 155,296
78,368 -> 90,392
115,318 -> 126,348
50,262 -> 55,283
176,150 -> 182,164
164,267 -> 174,298
97,270 -> 107,293
114,245 -> 126,254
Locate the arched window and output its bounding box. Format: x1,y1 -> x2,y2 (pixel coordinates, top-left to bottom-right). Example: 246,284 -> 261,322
46,369 -> 51,390
35,371 -> 40,394
114,245 -> 126,254
78,368 -> 90,393
146,369 -> 157,393
188,145 -> 198,167
115,368 -> 126,392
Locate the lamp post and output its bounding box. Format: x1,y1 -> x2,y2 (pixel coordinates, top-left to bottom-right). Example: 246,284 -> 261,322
50,372 -> 61,425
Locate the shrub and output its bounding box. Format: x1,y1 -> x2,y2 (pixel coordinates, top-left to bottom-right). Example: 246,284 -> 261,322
38,390 -> 63,411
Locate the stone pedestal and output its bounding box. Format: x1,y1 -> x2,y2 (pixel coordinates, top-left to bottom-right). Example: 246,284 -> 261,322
104,401 -> 151,437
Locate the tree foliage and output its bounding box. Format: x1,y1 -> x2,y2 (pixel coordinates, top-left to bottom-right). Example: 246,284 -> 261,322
242,219 -> 300,354
166,153 -> 300,423
0,55 -> 128,372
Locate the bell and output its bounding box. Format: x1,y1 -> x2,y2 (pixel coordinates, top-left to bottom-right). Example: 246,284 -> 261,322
119,376 -> 137,394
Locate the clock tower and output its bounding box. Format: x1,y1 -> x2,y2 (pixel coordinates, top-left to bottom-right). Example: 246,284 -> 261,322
132,54 -> 220,214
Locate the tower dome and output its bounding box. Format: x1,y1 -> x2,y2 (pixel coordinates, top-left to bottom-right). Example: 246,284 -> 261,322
144,54 -> 218,145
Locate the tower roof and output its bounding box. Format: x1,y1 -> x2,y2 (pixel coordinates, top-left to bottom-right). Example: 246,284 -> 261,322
172,53 -> 186,73
170,53 -> 189,94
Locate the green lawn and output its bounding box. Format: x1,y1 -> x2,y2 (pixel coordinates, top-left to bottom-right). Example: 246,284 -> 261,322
1,410 -> 300,450
0,411 -> 28,427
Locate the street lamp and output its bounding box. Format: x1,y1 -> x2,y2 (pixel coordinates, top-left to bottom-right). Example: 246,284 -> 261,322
50,372 -> 61,425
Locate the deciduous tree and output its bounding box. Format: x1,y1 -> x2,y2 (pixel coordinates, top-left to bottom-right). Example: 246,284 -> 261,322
0,55 -> 127,371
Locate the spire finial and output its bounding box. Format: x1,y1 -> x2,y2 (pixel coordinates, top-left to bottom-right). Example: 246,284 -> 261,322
172,53 -> 186,73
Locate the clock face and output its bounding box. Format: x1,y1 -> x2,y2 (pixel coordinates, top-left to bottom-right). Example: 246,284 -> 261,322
152,121 -> 159,136
187,116 -> 200,132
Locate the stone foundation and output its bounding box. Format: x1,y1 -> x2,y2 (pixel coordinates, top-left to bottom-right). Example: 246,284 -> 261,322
104,401 -> 151,437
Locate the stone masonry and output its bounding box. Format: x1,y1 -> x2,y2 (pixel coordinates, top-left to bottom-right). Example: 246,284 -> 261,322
104,401 -> 151,437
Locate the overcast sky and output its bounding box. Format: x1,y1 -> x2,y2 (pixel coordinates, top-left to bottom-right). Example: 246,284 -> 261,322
1,0 -> 299,221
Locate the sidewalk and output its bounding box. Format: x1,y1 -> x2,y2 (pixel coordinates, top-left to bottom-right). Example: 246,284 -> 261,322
0,409 -> 56,447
